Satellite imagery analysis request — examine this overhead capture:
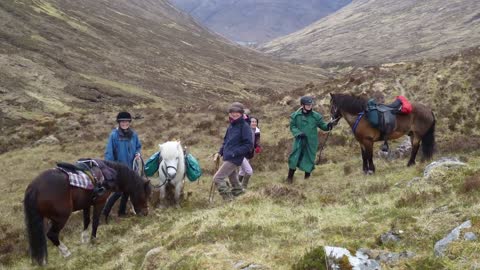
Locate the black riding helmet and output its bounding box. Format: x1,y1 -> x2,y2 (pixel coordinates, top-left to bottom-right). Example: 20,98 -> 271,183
116,111 -> 132,122
300,96 -> 314,105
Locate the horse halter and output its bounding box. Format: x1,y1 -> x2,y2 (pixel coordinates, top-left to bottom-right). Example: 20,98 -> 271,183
160,160 -> 178,182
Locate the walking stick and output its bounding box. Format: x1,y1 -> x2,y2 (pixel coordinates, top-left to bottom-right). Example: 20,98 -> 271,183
208,154 -> 220,203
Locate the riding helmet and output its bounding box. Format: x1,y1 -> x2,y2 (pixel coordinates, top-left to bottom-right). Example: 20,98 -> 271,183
116,111 -> 132,122
300,96 -> 314,105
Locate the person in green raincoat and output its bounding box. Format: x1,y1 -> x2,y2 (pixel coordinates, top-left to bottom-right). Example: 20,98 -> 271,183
286,96 -> 333,183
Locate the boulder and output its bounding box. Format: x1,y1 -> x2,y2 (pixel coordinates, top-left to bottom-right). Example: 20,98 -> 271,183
34,135 -> 60,146
424,157 -> 466,178
325,246 -> 381,270
434,220 -> 472,257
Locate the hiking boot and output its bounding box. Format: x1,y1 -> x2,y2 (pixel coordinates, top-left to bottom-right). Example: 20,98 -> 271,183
217,183 -> 234,201
286,169 -> 295,184
242,175 -> 251,189
231,187 -> 245,197
220,191 -> 234,201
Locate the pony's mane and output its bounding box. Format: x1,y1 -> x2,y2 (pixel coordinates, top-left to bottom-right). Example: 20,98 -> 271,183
103,160 -> 147,194
159,141 -> 182,160
332,93 -> 367,114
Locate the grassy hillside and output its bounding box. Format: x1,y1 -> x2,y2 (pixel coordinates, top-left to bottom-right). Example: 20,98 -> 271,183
1,48 -> 480,269
0,0 -> 326,154
260,0 -> 480,65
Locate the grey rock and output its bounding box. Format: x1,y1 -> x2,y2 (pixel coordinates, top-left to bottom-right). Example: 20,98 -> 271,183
34,135 -> 60,146
464,232 -> 477,241
325,246 -> 381,270
424,157 -> 466,178
380,231 -> 401,244
434,220 -> 472,257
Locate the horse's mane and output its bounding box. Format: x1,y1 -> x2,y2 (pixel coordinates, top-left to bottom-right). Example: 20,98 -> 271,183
102,160 -> 149,195
332,93 -> 367,114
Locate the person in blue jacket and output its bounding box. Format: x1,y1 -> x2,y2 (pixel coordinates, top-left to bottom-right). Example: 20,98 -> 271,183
102,111 -> 142,219
213,102 -> 253,201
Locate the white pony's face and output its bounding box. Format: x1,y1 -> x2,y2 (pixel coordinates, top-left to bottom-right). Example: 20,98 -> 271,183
159,141 -> 182,179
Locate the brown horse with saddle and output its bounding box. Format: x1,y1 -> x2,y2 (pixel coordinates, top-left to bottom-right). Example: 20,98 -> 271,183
329,93 -> 435,174
23,159 -> 151,266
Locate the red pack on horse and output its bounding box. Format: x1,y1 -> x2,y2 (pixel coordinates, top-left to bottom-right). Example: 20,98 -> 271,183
23,159 -> 151,266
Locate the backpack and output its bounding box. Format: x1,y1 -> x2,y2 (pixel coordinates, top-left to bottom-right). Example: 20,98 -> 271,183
185,153 -> 202,182
144,151 -> 161,177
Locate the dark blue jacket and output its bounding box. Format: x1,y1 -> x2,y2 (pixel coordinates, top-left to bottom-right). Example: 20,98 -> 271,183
105,128 -> 142,169
219,117 -> 253,166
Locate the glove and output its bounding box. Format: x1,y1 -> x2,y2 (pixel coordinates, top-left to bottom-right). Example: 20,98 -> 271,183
255,146 -> 262,154
327,122 -> 334,131
296,132 -> 306,138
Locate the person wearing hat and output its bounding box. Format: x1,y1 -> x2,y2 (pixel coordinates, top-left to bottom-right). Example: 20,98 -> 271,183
286,96 -> 333,184
213,102 -> 253,201
102,111 -> 142,219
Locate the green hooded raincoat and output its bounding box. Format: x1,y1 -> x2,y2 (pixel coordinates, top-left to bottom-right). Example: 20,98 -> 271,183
288,109 -> 329,173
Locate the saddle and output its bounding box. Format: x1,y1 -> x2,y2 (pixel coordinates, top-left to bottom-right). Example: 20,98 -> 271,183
366,99 -> 402,152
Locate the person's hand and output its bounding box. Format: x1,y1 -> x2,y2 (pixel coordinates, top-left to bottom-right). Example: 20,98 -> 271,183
213,152 -> 221,161
327,122 -> 334,131
296,132 -> 306,138
135,153 -> 141,159
255,146 -> 262,154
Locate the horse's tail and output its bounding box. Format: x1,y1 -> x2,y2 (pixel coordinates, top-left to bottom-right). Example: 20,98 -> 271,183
24,187 -> 47,265
421,112 -> 436,160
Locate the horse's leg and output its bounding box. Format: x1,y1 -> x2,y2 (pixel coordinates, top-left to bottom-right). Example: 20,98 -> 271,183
47,217 -> 71,258
408,134 -> 421,166
360,145 -> 368,174
364,140 -> 375,174
81,207 -> 91,243
159,182 -> 167,208
174,181 -> 183,209
90,203 -> 105,241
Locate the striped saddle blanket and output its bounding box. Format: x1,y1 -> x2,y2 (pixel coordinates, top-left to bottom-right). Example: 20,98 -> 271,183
57,167 -> 94,190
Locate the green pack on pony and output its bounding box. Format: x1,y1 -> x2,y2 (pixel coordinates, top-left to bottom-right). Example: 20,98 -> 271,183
144,151 -> 161,177
185,153 -> 202,182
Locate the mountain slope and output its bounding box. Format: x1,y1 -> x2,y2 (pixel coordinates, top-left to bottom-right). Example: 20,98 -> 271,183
260,0 -> 480,64
0,0 -> 325,153
170,0 -> 351,44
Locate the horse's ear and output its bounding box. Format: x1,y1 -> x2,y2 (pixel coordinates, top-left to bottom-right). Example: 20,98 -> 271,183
158,144 -> 162,150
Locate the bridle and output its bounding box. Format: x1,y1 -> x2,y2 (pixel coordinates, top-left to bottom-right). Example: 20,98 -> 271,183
329,98 -> 342,125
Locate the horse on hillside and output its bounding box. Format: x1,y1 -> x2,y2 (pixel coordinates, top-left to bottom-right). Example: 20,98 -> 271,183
154,141 -> 186,208
329,93 -> 435,174
24,160 -> 151,266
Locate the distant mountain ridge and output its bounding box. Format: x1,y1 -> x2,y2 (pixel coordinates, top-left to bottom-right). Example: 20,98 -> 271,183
170,0 -> 352,44
260,0 -> 480,64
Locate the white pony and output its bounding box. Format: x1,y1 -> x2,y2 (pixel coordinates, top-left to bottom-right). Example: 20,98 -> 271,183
156,141 -> 185,208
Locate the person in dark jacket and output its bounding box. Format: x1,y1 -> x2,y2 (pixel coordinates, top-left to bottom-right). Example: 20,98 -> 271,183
238,116 -> 261,189
287,96 -> 333,184
213,102 -> 253,200
102,111 -> 142,219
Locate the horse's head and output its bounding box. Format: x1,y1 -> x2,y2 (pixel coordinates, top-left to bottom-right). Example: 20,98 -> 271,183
130,177 -> 151,216
329,93 -> 342,125
159,141 -> 183,180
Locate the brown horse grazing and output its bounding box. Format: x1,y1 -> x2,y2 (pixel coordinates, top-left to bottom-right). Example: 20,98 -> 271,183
23,160 -> 151,266
329,93 -> 435,174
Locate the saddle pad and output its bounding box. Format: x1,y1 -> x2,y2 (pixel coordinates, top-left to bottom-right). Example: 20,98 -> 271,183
57,167 -> 94,190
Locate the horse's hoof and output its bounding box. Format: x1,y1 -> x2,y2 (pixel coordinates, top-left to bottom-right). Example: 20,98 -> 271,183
367,170 -> 374,175
175,204 -> 181,209
407,162 -> 415,167
81,230 -> 90,244
58,242 -> 71,258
